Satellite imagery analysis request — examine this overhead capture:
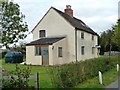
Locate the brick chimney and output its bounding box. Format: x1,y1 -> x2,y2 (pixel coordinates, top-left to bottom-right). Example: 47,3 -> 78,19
64,5 -> 73,17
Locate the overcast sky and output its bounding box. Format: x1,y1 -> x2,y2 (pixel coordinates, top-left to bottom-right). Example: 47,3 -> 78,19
13,0 -> 119,43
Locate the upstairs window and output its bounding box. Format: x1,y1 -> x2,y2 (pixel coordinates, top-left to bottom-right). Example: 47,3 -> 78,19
81,46 -> 85,55
39,30 -> 45,38
81,32 -> 84,39
35,46 -> 41,55
58,47 -> 63,57
92,35 -> 94,40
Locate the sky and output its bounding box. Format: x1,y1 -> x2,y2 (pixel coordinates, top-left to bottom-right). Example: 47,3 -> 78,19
13,0 -> 119,43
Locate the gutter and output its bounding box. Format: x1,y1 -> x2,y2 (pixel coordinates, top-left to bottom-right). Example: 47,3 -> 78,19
75,29 -> 77,63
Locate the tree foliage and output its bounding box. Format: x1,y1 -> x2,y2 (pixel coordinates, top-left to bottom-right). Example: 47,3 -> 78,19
112,19 -> 120,50
10,41 -> 26,58
0,1 -> 28,49
99,25 -> 119,54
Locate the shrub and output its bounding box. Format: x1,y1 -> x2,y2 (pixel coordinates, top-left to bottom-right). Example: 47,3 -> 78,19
0,51 -> 7,59
2,65 -> 31,89
50,56 -> 118,88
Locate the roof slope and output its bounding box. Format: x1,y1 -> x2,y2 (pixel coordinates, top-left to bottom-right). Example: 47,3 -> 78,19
52,7 -> 98,35
32,7 -> 98,36
26,37 -> 65,45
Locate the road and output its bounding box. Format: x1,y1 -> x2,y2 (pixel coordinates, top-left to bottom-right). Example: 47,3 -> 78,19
105,76 -> 120,90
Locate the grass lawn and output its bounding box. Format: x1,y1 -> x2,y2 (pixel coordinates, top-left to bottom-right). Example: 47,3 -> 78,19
1,55 -> 119,88
2,60 -> 53,88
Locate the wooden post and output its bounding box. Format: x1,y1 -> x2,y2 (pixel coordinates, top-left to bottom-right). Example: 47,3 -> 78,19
99,71 -> 102,84
117,64 -> 119,72
34,72 -> 39,90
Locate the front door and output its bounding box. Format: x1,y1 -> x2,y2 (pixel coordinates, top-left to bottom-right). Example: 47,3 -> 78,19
41,46 -> 49,66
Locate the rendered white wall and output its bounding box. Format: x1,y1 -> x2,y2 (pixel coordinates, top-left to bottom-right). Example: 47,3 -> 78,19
77,30 -> 98,61
26,46 -> 42,65
52,38 -> 68,65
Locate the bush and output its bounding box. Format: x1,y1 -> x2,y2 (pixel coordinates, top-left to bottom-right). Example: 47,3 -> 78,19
2,65 -> 31,89
0,51 -> 7,59
50,56 -> 118,88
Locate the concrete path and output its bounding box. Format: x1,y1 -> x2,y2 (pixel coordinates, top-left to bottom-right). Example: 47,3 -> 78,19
105,76 -> 120,90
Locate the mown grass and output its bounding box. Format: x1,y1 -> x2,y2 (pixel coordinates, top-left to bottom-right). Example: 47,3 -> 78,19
2,60 -> 53,88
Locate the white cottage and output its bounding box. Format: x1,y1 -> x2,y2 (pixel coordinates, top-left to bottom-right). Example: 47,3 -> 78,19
26,5 -> 99,65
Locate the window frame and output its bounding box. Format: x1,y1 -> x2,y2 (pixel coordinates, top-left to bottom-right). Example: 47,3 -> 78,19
92,35 -> 94,40
35,46 -> 41,56
39,30 -> 46,38
81,32 -> 84,39
81,46 -> 85,55
92,47 -> 95,54
58,47 -> 63,57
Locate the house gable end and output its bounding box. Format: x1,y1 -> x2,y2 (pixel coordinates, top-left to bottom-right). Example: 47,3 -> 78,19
32,7 -> 52,33
32,7 -> 75,40
32,7 -> 74,33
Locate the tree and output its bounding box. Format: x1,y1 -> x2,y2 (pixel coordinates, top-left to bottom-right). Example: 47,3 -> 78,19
0,1 -> 28,49
112,19 -> 120,51
99,27 -> 119,55
10,41 -> 26,58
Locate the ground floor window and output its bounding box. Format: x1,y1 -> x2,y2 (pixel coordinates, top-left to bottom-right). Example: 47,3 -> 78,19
81,46 -> 85,55
58,47 -> 62,57
35,46 -> 41,55
92,47 -> 95,54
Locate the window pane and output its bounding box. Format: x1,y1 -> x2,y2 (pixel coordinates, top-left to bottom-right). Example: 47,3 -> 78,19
92,35 -> 94,40
35,46 -> 41,55
39,47 -> 41,55
58,47 -> 62,57
39,30 -> 45,38
81,46 -> 84,55
92,47 -> 94,54
81,32 -> 84,39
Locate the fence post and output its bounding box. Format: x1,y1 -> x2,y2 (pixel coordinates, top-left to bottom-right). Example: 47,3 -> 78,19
99,71 -> 102,84
34,72 -> 39,90
117,64 -> 119,72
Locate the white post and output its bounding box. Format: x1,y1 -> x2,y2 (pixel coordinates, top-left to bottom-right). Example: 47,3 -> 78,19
117,64 -> 119,72
34,72 -> 39,90
99,71 -> 102,84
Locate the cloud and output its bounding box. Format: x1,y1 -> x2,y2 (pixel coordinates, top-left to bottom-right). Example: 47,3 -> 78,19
13,0 -> 119,42
24,33 -> 33,43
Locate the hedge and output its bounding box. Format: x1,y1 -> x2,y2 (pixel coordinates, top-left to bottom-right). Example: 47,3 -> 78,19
50,56 -> 119,88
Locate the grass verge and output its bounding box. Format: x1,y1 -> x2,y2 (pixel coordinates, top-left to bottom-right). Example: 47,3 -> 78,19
75,68 -> 118,88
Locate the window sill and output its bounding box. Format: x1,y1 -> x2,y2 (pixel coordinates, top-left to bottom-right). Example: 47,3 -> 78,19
58,57 -> 63,58
35,55 -> 41,56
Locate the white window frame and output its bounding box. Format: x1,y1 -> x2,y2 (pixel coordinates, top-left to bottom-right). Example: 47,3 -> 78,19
81,32 -> 84,39
35,46 -> 41,56
39,30 -> 46,38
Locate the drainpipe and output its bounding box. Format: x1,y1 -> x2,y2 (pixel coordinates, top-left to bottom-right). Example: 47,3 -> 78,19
75,28 -> 77,63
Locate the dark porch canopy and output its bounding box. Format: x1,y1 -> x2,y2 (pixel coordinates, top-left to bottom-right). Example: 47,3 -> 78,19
26,37 -> 65,46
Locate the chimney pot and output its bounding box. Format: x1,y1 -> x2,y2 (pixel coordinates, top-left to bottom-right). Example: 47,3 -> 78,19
64,5 -> 73,17
66,5 -> 71,9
